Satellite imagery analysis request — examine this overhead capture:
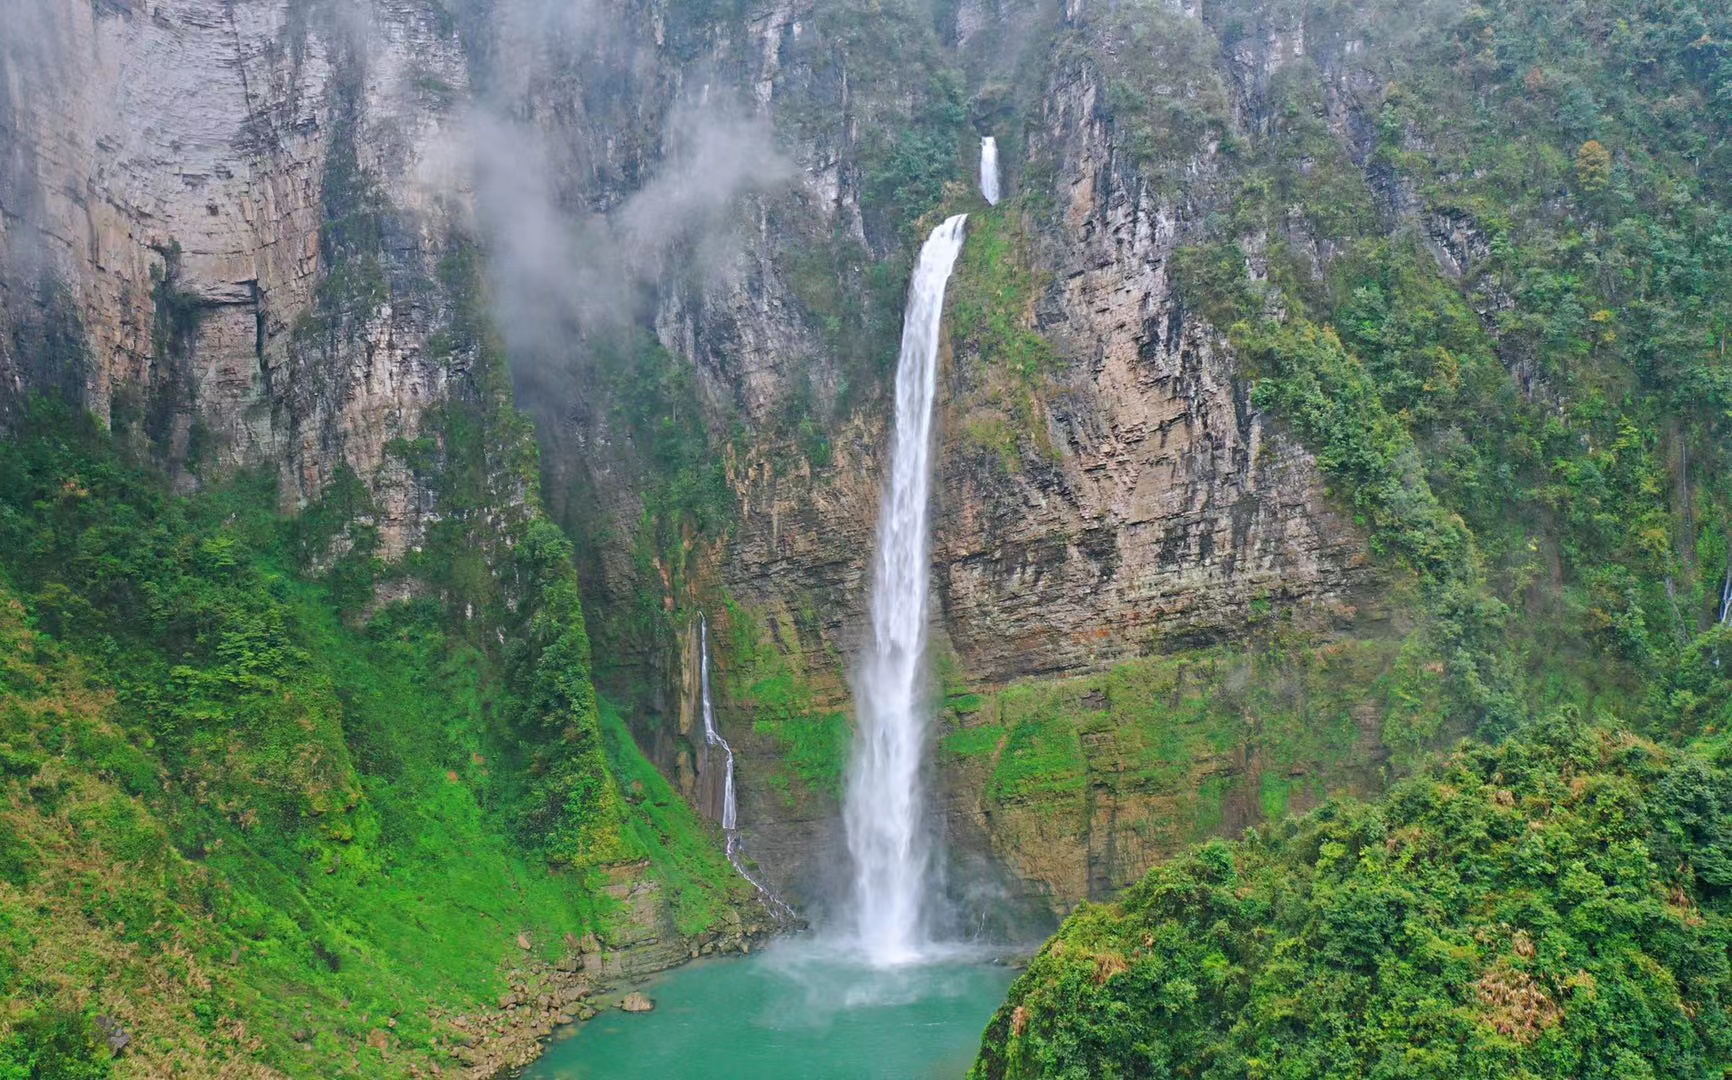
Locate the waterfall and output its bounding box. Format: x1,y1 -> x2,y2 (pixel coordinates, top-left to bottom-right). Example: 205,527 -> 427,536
844,213 -> 969,966
980,137 -> 1000,206
699,614 -> 737,832
699,614 -> 797,921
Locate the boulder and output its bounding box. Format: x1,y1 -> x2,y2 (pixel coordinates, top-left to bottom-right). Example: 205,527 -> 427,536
618,992 -> 654,1013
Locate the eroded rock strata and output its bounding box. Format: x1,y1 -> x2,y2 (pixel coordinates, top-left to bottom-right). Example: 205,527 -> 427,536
4,0 -> 1392,930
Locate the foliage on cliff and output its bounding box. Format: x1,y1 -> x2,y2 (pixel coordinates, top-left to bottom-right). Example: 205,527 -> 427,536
1126,0 -> 1732,742
0,401 -> 747,1076
973,715 -> 1732,1079
970,0 -> 1732,1069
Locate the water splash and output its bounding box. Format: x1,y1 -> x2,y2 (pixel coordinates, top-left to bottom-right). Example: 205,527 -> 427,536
844,214 -> 969,967
979,137 -> 1000,206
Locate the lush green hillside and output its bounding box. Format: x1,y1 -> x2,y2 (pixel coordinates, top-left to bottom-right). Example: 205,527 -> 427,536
0,403 -> 747,1077
972,716 -> 1732,1079
970,0 -> 1732,1070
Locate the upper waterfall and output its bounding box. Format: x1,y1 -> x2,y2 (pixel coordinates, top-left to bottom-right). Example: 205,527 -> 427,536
844,213 -> 969,967
980,137 -> 1000,205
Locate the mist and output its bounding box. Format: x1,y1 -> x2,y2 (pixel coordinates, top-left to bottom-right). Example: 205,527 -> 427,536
455,0 -> 794,410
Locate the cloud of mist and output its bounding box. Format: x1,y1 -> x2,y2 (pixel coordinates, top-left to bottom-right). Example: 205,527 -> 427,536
464,92 -> 793,401
437,0 -> 797,412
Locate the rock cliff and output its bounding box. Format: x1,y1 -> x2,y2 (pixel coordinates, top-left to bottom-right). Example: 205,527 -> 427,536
547,0 -> 1397,916
1,0 -> 1401,923
1,0 -> 470,556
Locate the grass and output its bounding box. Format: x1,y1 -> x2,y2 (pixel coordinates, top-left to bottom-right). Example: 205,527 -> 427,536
602,698 -> 753,937
722,599 -> 851,802
946,207 -> 1056,381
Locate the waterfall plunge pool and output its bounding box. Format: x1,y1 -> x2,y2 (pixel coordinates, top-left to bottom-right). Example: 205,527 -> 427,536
519,940 -> 1019,1079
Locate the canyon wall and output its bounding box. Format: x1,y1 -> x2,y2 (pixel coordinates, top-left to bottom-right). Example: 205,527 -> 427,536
1,0 -> 1407,921
0,0 -> 472,555
549,0 -> 1403,916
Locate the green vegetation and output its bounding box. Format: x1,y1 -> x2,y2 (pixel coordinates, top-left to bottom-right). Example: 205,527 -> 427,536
970,0 -> 1732,1068
945,204 -> 1060,470
603,697 -> 751,937
940,632 -> 1420,891
1127,0 -> 1732,746
1077,2 -> 1233,184
802,0 -> 967,247
973,716 -> 1732,1079
784,228 -> 910,418
0,400 -> 745,1076
948,210 -> 1056,380
722,600 -> 850,803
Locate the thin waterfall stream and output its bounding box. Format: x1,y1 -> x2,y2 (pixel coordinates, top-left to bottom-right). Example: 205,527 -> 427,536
844,213 -> 970,967
699,613 -> 797,921
698,614 -> 737,832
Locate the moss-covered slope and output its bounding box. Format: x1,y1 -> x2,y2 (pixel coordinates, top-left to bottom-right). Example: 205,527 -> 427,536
0,402 -> 749,1077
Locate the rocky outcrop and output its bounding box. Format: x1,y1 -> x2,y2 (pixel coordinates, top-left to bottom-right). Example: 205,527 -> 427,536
0,0 -> 470,555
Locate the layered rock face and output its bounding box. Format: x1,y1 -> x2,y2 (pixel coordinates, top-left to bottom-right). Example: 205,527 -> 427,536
636,3 -> 1384,913
0,0 -> 1387,922
933,62 -> 1372,683
0,0 -> 470,555
509,2 -> 1398,932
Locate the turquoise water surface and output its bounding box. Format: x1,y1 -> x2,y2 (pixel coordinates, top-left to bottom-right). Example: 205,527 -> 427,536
519,941 -> 1018,1080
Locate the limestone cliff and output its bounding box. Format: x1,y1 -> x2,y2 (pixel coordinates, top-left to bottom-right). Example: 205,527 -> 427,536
545,0 -> 1398,917
0,0 -> 1410,923
0,0 -> 470,556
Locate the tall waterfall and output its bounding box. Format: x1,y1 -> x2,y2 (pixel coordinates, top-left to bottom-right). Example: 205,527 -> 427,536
980,137 -> 1000,206
844,213 -> 969,966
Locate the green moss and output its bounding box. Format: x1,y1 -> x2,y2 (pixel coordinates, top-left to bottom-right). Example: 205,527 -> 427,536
990,704 -> 1089,801
941,630 -> 1451,868
945,692 -> 985,716
721,600 -> 850,802
942,724 -> 1005,759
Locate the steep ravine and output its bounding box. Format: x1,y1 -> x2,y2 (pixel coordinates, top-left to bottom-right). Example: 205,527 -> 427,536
7,0 -> 1724,1073
547,0 -> 1399,920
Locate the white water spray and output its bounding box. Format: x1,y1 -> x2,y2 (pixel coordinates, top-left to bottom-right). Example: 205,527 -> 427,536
844,213 -> 969,967
699,614 -> 797,920
979,137 -> 1000,206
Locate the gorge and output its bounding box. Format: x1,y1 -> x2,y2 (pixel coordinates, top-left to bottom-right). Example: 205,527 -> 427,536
1,0 -> 1730,1076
